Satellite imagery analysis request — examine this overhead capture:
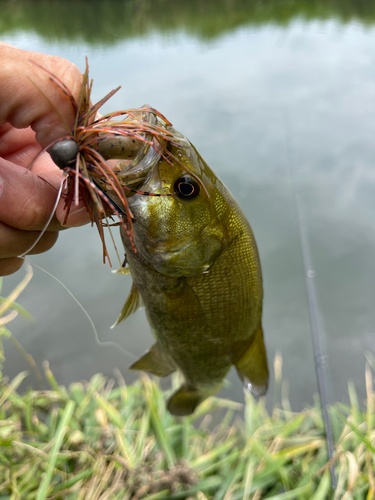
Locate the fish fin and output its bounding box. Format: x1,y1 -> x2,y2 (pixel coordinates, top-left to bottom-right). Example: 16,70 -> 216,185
167,386 -> 204,416
129,343 -> 176,377
111,283 -> 143,328
167,381 -> 223,416
234,326 -> 269,397
112,266 -> 131,275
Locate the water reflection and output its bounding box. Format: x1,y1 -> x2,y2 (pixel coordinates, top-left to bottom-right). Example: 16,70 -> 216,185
2,0 -> 375,45
2,1 -> 375,410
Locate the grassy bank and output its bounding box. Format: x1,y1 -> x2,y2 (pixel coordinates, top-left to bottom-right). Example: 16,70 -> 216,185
0,365 -> 374,499
0,270 -> 374,499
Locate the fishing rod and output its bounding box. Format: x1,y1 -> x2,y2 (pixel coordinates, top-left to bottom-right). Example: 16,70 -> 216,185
284,116 -> 337,490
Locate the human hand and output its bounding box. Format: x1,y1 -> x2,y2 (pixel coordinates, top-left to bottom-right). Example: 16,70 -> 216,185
0,43 -> 91,276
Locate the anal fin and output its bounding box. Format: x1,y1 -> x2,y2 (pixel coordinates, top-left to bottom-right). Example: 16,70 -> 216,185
111,283 -> 143,328
129,343 -> 176,377
167,381 -> 223,416
234,326 -> 269,397
167,387 -> 203,416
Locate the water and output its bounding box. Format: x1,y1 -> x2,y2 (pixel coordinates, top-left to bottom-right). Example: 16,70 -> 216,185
2,0 -> 375,410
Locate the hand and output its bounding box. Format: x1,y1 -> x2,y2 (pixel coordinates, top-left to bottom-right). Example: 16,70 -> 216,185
0,43 -> 91,276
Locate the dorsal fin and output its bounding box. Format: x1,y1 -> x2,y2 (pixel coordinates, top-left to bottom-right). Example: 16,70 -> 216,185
111,283 -> 143,328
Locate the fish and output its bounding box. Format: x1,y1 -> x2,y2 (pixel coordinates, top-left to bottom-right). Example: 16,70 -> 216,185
114,124 -> 269,416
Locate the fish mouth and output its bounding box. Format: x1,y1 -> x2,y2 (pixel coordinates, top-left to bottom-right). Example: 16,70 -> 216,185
130,215 -> 219,278
144,238 -> 197,258
135,236 -> 211,277
132,218 -> 199,255
115,119 -> 185,194
118,128 -> 162,189
110,106 -> 176,190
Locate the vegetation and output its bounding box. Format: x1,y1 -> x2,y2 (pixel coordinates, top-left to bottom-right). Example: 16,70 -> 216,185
0,270 -> 374,499
2,0 -> 375,46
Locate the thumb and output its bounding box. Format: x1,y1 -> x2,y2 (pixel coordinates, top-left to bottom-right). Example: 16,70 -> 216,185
0,43 -> 82,149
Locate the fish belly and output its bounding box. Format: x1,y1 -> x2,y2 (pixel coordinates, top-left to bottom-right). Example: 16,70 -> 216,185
122,213 -> 262,391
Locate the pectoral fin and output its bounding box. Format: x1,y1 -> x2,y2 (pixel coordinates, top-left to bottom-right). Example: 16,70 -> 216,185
111,283 -> 143,328
112,266 -> 131,275
129,343 -> 176,377
234,327 -> 268,397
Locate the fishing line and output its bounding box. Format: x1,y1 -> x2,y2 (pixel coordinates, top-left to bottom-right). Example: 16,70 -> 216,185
283,114 -> 337,489
18,176 -> 67,258
20,257 -> 137,361
17,170 -> 136,359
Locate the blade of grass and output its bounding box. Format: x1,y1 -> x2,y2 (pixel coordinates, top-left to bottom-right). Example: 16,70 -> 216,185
151,476 -> 223,500
94,392 -> 125,429
334,409 -> 375,453
242,457 -> 257,500
114,427 -> 135,468
348,381 -> 361,425
0,371 -> 28,407
144,377 -> 175,468
8,335 -> 42,387
260,481 -> 312,499
0,263 -> 33,317
365,363 -> 373,435
190,439 -> 237,470
213,461 -> 243,500
310,470 -> 332,500
134,407 -> 151,465
36,400 -> 75,500
0,298 -> 33,321
182,415 -> 190,460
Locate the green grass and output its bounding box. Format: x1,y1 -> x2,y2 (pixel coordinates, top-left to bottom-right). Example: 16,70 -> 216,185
0,268 -> 374,499
0,364 -> 374,498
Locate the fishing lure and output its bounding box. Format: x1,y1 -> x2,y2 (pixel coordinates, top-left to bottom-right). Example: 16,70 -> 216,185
28,59 -> 177,265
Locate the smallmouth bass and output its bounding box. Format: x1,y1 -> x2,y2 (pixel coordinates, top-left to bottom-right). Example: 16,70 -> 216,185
114,125 -> 268,416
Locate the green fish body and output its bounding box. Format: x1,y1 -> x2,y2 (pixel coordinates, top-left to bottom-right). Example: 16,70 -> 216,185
116,127 -> 268,416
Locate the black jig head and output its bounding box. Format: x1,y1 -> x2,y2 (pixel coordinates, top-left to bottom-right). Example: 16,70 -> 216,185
49,138 -> 79,170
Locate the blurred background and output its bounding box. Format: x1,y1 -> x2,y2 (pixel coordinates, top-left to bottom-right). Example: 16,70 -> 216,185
2,0 -> 375,411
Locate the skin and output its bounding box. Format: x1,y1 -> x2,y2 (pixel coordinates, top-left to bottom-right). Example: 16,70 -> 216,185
0,43 -> 91,276
119,128 -> 268,416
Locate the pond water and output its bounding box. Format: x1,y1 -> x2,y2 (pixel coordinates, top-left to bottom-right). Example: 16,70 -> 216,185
2,0 -> 375,410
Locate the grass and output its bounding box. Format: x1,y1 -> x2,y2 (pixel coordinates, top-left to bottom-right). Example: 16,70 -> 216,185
0,270 -> 374,499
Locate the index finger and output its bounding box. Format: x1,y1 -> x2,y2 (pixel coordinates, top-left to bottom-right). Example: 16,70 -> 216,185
0,43 -> 82,149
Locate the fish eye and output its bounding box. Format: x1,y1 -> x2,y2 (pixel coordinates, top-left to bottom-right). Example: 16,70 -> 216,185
49,138 -> 79,170
174,175 -> 200,199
